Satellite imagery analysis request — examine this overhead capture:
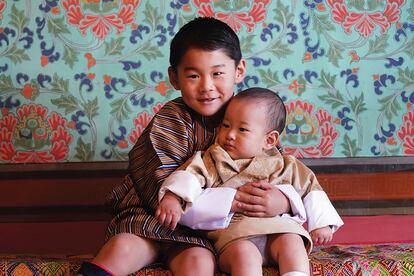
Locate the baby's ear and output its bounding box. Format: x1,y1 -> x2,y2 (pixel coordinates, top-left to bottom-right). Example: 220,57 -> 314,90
264,130 -> 279,150
168,67 -> 180,90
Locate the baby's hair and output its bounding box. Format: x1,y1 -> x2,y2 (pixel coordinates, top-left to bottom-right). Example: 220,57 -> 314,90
234,87 -> 286,134
169,17 -> 242,71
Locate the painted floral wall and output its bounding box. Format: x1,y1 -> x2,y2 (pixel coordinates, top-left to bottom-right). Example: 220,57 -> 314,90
0,0 -> 413,163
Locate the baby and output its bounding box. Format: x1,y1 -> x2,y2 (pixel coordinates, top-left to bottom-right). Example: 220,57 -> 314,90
157,87 -> 343,276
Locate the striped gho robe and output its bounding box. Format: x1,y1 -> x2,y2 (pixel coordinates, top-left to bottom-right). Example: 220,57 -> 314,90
107,97 -> 221,252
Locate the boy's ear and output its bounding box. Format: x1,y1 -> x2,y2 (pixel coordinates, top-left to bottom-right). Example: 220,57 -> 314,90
168,66 -> 180,90
235,59 -> 246,83
264,130 -> 279,150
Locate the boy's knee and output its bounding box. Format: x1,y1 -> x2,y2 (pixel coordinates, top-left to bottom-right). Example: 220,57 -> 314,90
268,233 -> 305,256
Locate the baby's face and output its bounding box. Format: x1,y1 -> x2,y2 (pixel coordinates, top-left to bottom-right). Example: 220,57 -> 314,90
217,98 -> 271,160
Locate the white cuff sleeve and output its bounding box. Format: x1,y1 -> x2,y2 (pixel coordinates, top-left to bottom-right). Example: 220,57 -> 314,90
159,171 -> 202,204
277,184 -> 307,225
304,190 -> 344,232
179,187 -> 236,230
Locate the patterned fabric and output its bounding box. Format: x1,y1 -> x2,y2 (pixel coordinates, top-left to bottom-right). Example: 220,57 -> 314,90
1,243 -> 413,275
107,97 -> 218,251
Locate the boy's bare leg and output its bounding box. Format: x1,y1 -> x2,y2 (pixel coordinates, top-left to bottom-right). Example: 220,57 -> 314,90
93,233 -> 160,276
268,233 -> 310,275
167,245 -> 216,276
219,240 -> 262,276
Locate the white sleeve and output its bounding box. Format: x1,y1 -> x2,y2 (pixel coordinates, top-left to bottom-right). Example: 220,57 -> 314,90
179,187 -> 236,230
277,184 -> 307,224
303,190 -> 344,232
158,170 -> 202,204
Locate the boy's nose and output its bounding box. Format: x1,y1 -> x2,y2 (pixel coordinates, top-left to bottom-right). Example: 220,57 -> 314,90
200,77 -> 214,93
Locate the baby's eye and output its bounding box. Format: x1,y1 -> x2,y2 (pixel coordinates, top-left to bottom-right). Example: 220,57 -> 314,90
239,128 -> 248,132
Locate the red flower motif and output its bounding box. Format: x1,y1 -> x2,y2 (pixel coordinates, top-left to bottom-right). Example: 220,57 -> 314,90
0,104 -> 73,163
0,1 -> 6,20
397,109 -> 414,155
193,0 -> 270,33
327,0 -> 404,37
61,0 -> 140,40
282,100 -> 338,158
128,111 -> 152,144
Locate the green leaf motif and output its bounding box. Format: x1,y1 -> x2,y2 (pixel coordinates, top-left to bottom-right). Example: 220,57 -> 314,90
63,46 -> 78,68
0,75 -> 14,93
404,37 -> 414,57
110,97 -> 132,122
319,70 -> 337,89
105,37 -> 125,56
140,44 -> 163,60
47,17 -> 70,36
50,74 -> 69,93
398,67 -> 414,88
367,35 -> 388,55
143,2 -> 163,27
269,40 -> 293,58
128,72 -> 148,90
341,133 -> 360,157
258,69 -> 281,87
348,0 -> 365,11
327,45 -> 343,67
5,46 -> 30,64
367,0 -> 384,11
297,74 -> 306,96
273,0 -> 294,25
51,95 -> 79,114
378,94 -> 401,121
10,4 -> 28,31
312,14 -> 336,33
349,93 -> 367,115
239,35 -> 255,54
83,97 -> 99,118
74,137 -> 93,161
318,90 -> 344,109
408,0 -> 414,23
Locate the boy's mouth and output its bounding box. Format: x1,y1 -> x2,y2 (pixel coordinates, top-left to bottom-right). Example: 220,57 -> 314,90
198,97 -> 217,103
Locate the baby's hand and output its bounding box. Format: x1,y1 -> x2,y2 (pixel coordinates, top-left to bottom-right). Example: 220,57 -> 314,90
310,226 -> 333,245
155,192 -> 183,230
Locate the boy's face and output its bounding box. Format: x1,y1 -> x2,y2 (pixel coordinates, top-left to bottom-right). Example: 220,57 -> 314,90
168,48 -> 246,117
217,98 -> 279,160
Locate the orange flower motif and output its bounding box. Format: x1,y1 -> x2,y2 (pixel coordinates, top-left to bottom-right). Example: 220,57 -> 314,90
67,121 -> 76,129
84,53 -> 96,69
22,84 -> 34,99
288,80 -> 305,94
349,51 -> 360,64
182,4 -> 191,11
41,56 -> 49,67
103,75 -> 112,85
117,140 -> 129,149
51,7 -> 60,14
87,73 -> 95,80
334,117 -> 341,124
155,81 -> 168,96
1,108 -> 8,116
352,67 -> 359,74
406,102 -> 412,110
387,137 -> 397,145
373,74 -> 380,81
303,52 -> 312,61
316,3 -> 326,11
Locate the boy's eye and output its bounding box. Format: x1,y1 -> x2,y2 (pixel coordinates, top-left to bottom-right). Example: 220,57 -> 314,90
213,72 -> 224,76
187,74 -> 199,79
221,123 -> 230,128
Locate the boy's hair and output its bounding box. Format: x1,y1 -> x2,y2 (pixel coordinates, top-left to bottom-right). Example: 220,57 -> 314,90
235,87 -> 286,134
169,17 -> 242,71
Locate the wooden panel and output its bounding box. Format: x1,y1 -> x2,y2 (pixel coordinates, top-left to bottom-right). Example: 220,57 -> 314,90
318,171 -> 414,201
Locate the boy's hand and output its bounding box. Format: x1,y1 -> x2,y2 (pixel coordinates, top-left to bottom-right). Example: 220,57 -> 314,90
155,192 -> 183,230
232,181 -> 290,217
310,226 -> 333,245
